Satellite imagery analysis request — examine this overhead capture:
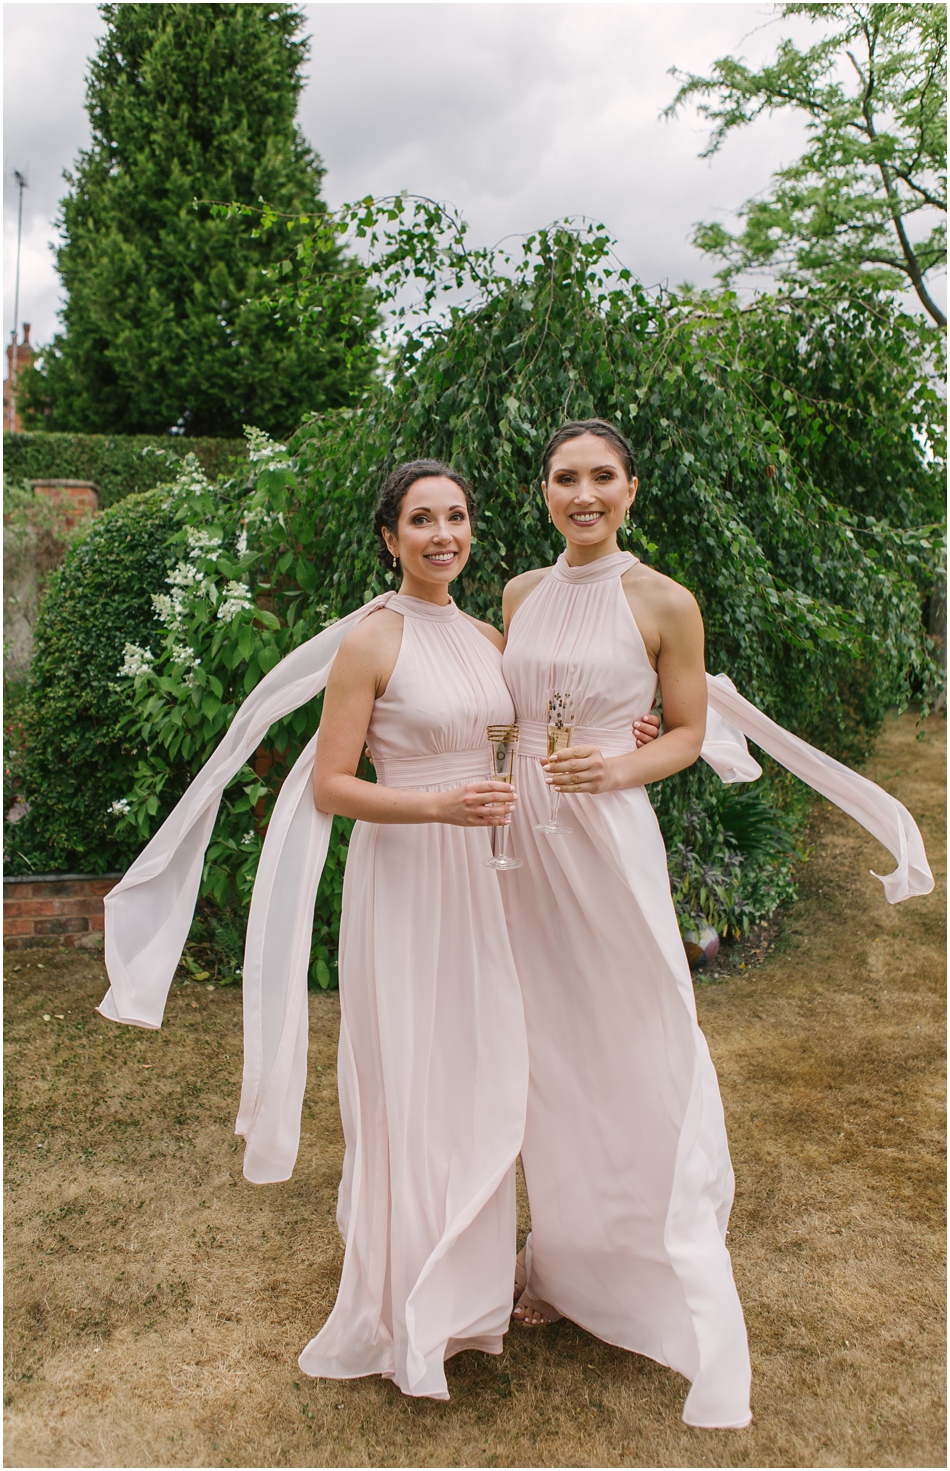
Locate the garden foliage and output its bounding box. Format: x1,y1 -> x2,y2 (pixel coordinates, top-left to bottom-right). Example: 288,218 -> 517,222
5,489 -> 180,876
21,3 -> 376,437
3,432 -> 247,510
667,2 -> 947,328
9,204 -> 944,976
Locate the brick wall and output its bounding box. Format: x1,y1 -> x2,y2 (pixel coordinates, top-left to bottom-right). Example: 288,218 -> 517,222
3,873 -> 121,951
30,479 -> 99,528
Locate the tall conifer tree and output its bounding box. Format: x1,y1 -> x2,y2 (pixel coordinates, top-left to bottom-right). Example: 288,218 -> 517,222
24,3 -> 375,436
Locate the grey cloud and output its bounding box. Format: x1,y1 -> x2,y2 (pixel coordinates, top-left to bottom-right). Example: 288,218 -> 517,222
4,2 -> 824,348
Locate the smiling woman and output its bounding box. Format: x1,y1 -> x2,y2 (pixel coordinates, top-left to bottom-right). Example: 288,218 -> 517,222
501,421 -> 748,1427
100,457 -> 531,1402
299,461 -> 532,1393
498,416 -> 933,1431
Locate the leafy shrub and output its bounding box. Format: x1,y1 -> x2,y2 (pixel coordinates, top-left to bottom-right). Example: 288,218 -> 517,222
2,432 -> 247,509
14,208 -> 944,976
4,488 -> 180,874
664,768 -> 805,939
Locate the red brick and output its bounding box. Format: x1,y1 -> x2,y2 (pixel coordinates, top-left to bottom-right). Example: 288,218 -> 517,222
3,918 -> 32,937
5,901 -> 59,919
45,897 -> 103,918
88,914 -> 105,932
40,880 -> 85,898
87,880 -> 119,897
3,883 -> 33,901
3,900 -> 50,919
33,917 -> 88,936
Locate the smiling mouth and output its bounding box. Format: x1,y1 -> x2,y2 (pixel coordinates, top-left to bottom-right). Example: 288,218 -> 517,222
569,511 -> 604,525
425,551 -> 457,564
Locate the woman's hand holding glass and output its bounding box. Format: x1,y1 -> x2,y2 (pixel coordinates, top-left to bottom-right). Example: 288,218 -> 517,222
542,744 -> 613,795
436,780 -> 518,828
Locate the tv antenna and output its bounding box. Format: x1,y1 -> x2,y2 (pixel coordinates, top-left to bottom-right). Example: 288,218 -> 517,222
9,168 -> 29,432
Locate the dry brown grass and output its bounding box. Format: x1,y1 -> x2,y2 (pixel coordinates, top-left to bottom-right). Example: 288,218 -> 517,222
4,711 -> 945,1469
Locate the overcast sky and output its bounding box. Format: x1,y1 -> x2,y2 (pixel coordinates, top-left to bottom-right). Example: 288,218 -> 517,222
1,1 -> 844,350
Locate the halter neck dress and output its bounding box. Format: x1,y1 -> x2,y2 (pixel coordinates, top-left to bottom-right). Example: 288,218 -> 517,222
501,552 -> 752,1429
298,594 -> 528,1400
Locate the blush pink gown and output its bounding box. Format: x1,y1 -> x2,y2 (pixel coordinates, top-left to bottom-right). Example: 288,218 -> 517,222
298,594 -> 528,1400
501,552 -> 752,1429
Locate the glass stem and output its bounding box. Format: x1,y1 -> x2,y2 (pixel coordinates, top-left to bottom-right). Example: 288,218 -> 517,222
549,786 -> 562,828
494,821 -> 511,862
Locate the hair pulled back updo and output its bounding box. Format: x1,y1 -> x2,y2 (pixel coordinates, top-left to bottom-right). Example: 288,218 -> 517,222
541,419 -> 637,483
372,459 -> 477,570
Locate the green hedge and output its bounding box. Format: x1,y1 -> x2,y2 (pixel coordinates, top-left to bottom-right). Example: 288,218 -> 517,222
3,432 -> 247,509
3,489 -> 184,874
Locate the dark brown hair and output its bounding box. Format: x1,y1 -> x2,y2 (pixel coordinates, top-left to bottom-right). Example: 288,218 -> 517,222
372,459 -> 476,570
541,419 -> 637,483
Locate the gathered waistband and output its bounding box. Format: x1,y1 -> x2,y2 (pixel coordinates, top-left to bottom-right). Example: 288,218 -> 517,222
372,747 -> 489,789
515,719 -> 637,759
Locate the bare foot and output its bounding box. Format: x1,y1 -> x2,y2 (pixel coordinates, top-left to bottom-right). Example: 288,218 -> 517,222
512,1247 -> 562,1327
513,1246 -> 527,1304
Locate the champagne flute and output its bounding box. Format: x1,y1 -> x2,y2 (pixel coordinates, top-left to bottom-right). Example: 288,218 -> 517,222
483,724 -> 523,870
535,690 -> 575,836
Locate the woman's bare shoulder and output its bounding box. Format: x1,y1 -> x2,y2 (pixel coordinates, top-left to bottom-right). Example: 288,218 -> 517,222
461,612 -> 505,652
623,562 -> 700,618
503,566 -> 554,617
336,606 -> 404,665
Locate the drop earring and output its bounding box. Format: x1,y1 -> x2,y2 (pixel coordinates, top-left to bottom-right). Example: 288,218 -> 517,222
392,553 -> 398,570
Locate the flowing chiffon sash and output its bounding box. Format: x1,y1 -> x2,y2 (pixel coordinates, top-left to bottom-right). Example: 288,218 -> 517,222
99,591 -> 398,1183
98,590 -> 934,1186
702,674 -> 933,904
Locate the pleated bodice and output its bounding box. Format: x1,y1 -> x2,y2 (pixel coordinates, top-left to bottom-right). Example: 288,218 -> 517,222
367,595 -> 514,787
503,552 -> 656,757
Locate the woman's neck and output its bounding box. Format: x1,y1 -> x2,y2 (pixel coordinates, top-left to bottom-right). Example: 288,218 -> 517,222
396,573 -> 454,606
562,533 -> 622,568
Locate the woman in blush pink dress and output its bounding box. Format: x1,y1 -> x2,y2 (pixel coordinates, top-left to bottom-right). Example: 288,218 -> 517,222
498,418 -> 933,1430
101,459 -> 529,1404
500,420 -> 752,1429
301,461 -> 529,1398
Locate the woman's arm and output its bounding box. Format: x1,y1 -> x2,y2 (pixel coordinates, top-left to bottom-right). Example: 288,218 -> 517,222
313,613 -> 516,827
544,579 -> 706,794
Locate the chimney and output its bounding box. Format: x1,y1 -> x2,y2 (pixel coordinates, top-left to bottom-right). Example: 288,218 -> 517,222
4,324 -> 34,434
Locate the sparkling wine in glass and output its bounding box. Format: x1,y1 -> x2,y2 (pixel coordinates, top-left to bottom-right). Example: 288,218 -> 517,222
535,690 -> 575,836
483,724 -> 523,870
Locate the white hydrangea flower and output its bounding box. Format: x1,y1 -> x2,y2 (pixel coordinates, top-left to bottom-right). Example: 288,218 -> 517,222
166,560 -> 205,589
185,527 -> 223,561
244,424 -> 295,471
169,645 -> 201,669
241,830 -> 256,846
216,581 -> 254,622
109,798 -> 131,817
152,590 -> 187,630
118,643 -> 155,678
235,524 -> 249,557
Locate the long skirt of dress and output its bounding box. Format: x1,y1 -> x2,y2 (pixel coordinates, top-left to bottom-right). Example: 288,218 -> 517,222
298,595 -> 529,1400
502,552 -> 752,1429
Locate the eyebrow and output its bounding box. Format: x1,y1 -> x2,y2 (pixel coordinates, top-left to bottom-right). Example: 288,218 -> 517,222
406,504 -> 467,513
552,464 -> 620,474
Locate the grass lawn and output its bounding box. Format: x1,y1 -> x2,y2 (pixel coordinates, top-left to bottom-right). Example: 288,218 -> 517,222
3,711 -> 945,1468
